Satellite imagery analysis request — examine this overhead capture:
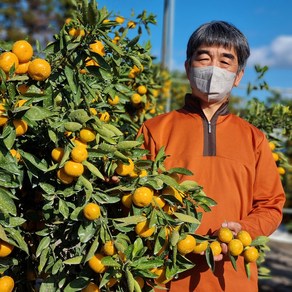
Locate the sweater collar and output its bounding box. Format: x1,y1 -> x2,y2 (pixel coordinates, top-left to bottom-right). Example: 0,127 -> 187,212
182,93 -> 230,117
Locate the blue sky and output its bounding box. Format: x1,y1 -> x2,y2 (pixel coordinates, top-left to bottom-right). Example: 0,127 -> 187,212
97,0 -> 292,100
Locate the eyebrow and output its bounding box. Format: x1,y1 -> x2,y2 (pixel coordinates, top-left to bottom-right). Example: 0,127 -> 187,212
195,49 -> 236,60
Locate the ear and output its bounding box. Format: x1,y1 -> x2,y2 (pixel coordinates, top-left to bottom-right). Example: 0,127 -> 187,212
234,69 -> 244,87
184,60 -> 190,79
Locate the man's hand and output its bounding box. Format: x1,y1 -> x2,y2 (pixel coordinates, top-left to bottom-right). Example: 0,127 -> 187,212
213,221 -> 242,261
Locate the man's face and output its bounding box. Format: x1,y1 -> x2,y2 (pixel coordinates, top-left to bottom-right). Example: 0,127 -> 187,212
185,44 -> 244,102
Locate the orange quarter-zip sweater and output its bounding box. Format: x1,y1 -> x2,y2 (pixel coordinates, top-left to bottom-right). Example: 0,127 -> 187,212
138,94 -> 285,292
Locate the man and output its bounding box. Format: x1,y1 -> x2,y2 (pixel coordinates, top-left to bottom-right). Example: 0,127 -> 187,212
138,21 -> 285,291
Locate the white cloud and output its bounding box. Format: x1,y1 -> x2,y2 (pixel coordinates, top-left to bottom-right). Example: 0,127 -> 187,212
248,35 -> 292,68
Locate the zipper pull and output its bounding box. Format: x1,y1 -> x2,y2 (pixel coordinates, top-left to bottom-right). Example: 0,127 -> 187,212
208,121 -> 212,133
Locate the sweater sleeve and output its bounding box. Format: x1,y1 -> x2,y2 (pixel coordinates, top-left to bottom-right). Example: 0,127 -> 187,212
239,135 -> 286,238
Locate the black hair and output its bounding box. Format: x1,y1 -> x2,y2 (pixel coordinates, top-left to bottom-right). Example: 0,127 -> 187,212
186,21 -> 250,71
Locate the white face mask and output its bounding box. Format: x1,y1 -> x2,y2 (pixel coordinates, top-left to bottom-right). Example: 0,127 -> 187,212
189,66 -> 236,103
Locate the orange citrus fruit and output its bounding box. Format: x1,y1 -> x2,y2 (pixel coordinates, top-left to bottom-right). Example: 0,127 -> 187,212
151,194 -> 166,208
0,275 -> 15,292
137,85 -> 147,95
132,186 -> 154,207
209,241 -> 222,256
15,61 -> 30,74
193,241 -> 209,254
102,241 -> 116,256
0,240 -> 14,257
228,239 -> 244,256
0,52 -> 19,73
72,137 -> 87,148
88,253 -> 106,273
71,145 -> 88,163
121,193 -> 132,209
236,230 -> 252,247
79,128 -> 96,143
98,111 -> 110,122
218,227 -> 233,243
278,166 -> 286,175
10,149 -> 21,162
131,93 -> 142,105
28,58 -> 51,81
268,141 -> 276,151
81,282 -> 100,292
89,40 -> 105,56
108,95 -> 119,106
12,40 -> 33,63
83,203 -> 101,220
13,119 -> 28,136
115,159 -> 134,176
243,246 -> 259,263
57,168 -> 74,185
15,99 -> 28,107
64,160 -> 84,177
51,147 -> 64,163
127,21 -> 136,29
272,152 -> 279,161
153,267 -> 172,284
135,219 -> 156,237
177,234 -> 196,255
161,186 -> 183,203
115,16 -> 125,24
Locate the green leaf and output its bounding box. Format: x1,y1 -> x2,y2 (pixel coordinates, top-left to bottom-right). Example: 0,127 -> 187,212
0,225 -> 9,241
64,121 -> 83,132
229,254 -> 237,270
78,222 -> 96,243
0,187 -> 17,215
125,268 -> 135,292
117,141 -> 141,150
64,277 -> 89,292
179,180 -> 199,191
38,248 -> 49,273
69,109 -> 90,124
24,106 -> 54,121
205,246 -> 215,272
19,150 -> 48,172
52,259 -> 63,275
82,160 -> 104,180
36,236 -> 51,258
78,175 -> 93,193
101,256 -> 121,268
59,199 -> 70,219
132,237 -> 144,258
170,229 -> 180,247
63,256 -> 83,265
114,215 -> 145,227
84,235 -> 100,262
173,212 -> 200,224
3,125 -> 16,149
65,66 -> 77,94
154,227 -> 167,255
245,262 -> 251,279
7,216 -> 26,227
6,228 -> 29,254
251,236 -> 270,246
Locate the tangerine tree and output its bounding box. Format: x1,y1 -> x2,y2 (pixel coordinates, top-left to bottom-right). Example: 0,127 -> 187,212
0,1 -> 272,291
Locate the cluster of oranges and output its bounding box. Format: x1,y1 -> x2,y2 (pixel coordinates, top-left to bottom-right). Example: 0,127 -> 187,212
176,227 -> 260,266
269,141 -> 286,176
52,127 -> 96,185
0,40 -> 51,81
0,240 -> 15,292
